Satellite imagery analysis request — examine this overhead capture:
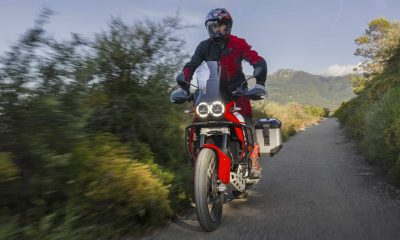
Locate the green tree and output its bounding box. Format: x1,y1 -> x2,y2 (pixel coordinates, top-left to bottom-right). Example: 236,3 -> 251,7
336,18 -> 400,186
87,17 -> 188,166
0,10 -> 192,239
351,18 -> 400,96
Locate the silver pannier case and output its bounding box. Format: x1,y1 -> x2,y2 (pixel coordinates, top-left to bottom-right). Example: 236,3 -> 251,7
255,118 -> 283,157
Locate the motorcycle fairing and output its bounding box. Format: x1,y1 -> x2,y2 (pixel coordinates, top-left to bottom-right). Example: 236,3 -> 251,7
201,143 -> 231,184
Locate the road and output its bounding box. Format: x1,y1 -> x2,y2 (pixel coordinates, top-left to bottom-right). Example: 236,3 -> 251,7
138,118 -> 400,240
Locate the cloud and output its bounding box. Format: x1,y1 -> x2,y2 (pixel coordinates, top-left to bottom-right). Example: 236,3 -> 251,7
323,63 -> 362,76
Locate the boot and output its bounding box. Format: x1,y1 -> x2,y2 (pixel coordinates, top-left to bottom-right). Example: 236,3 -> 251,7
250,144 -> 262,179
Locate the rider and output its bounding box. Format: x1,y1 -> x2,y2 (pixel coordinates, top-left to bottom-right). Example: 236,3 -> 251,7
177,8 -> 267,178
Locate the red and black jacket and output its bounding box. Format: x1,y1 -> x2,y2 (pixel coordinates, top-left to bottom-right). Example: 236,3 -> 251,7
182,34 -> 267,117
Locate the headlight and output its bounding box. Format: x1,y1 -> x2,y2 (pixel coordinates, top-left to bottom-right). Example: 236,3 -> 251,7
210,101 -> 225,117
196,101 -> 225,118
196,102 -> 209,118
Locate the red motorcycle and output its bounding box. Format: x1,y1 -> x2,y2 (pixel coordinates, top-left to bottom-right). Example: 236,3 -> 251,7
171,61 -> 276,231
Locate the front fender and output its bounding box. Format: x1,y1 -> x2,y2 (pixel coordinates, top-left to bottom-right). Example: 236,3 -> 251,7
201,144 -> 231,184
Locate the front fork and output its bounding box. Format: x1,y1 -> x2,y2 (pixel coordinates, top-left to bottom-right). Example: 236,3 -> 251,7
199,133 -> 228,149
200,132 -> 231,187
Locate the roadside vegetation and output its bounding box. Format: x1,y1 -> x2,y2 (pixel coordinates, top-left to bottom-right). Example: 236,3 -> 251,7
0,10 -> 192,239
253,102 -> 328,141
335,18 -> 400,185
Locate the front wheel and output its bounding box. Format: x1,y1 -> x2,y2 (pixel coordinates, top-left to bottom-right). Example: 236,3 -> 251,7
194,148 -> 224,231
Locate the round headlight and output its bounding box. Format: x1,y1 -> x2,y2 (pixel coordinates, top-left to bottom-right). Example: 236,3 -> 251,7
210,101 -> 225,117
196,102 -> 209,118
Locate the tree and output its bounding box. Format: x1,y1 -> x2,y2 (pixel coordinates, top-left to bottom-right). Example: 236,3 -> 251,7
87,17 -> 188,166
0,10 -> 192,239
351,18 -> 400,96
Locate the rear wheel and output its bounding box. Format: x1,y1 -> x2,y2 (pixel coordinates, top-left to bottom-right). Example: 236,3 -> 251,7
194,148 -> 224,231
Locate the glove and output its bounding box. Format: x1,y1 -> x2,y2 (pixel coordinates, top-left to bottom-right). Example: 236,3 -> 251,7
176,73 -> 190,95
253,60 -> 267,86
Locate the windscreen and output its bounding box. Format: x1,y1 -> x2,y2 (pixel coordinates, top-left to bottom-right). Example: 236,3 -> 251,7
195,61 -> 223,104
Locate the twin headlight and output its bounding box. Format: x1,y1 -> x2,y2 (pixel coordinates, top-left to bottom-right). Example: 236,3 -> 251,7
196,101 -> 225,118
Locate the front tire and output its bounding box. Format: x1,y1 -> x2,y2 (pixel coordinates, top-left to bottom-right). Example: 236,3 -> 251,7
194,148 -> 224,231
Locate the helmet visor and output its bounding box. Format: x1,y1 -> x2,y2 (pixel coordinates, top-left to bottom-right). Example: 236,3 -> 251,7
206,20 -> 227,38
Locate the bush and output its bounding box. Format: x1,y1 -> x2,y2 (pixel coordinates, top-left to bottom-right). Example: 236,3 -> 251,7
0,11 -> 192,239
253,101 -> 323,141
0,152 -> 19,182
335,17 -> 400,185
336,87 -> 400,184
71,135 -> 172,236
303,105 -> 330,117
360,87 -> 400,175
334,93 -> 370,141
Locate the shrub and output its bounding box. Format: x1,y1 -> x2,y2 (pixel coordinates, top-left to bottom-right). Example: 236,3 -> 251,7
0,12 -> 190,238
335,83 -> 400,185
0,152 -> 19,182
360,87 -> 400,176
253,101 -> 322,141
71,134 -> 173,236
303,105 -> 330,117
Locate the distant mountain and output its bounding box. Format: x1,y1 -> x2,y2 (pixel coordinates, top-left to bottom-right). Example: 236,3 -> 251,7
250,69 -> 355,110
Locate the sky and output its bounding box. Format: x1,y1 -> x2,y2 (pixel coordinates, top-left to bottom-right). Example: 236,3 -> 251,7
0,0 -> 399,76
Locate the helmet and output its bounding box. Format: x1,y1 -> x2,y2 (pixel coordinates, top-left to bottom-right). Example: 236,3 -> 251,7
205,8 -> 233,42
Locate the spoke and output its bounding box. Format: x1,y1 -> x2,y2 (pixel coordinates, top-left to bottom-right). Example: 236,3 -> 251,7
205,156 -> 219,222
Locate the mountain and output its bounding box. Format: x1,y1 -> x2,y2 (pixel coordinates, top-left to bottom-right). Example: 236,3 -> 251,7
250,69 -> 355,110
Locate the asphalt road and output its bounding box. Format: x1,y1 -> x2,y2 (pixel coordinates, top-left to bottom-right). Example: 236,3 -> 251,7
138,118 -> 400,240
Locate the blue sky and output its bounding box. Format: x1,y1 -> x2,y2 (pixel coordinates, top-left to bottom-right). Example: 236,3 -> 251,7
0,0 -> 399,75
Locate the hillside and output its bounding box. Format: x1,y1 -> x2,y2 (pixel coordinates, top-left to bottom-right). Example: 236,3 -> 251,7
254,69 -> 355,110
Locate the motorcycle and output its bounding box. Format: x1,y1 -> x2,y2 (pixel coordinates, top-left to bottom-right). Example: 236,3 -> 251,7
170,61 -> 270,231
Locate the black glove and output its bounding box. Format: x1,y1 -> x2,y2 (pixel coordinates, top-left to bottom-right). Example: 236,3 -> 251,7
253,60 -> 267,86
176,73 -> 190,94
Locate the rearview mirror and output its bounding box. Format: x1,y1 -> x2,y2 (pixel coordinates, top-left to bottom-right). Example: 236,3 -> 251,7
245,87 -> 266,101
170,88 -> 190,104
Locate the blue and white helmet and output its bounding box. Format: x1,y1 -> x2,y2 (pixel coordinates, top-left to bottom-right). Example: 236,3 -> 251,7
205,8 -> 233,42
